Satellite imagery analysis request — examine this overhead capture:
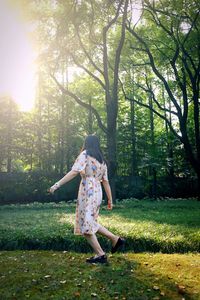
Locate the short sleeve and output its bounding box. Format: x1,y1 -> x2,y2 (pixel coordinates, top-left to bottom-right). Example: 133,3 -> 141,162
71,150 -> 87,172
102,163 -> 109,181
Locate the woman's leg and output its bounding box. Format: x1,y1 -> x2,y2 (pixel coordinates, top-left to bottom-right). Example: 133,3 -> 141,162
97,224 -> 119,247
84,233 -> 105,256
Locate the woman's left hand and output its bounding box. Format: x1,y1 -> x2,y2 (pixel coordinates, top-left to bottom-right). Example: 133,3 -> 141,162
107,202 -> 113,210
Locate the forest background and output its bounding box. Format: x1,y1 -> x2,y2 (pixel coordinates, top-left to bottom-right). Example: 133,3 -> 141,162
0,0 -> 199,204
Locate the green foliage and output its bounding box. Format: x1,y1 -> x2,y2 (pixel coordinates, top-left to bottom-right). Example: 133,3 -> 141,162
0,0 -> 199,200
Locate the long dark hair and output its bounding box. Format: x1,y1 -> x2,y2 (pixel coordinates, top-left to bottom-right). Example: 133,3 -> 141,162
81,135 -> 106,164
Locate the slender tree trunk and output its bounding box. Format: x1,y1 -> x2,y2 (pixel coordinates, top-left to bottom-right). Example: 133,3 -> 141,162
107,123 -> 117,201
59,94 -> 65,175
181,132 -> 200,201
47,96 -> 52,173
30,140 -> 33,171
130,76 -> 137,176
7,97 -> 12,173
36,72 -> 42,170
163,89 -> 175,195
88,97 -> 93,134
64,57 -> 70,173
149,93 -> 157,199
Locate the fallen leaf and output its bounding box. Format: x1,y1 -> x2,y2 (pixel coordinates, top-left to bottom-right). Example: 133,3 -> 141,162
111,279 -> 115,284
91,293 -> 97,297
153,286 -> 160,291
44,275 -> 51,278
74,291 -> 80,297
177,285 -> 186,294
160,291 -> 165,296
77,283 -> 82,287
60,280 -> 66,284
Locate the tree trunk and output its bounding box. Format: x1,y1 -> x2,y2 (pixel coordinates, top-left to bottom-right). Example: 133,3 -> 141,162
59,94 -> 65,175
164,90 -> 175,195
36,72 -> 42,170
130,80 -> 137,176
88,97 -> 93,134
197,172 -> 200,201
7,97 -> 12,173
107,126 -> 117,202
149,93 -> 157,199
47,96 -> 52,173
182,132 -> 200,201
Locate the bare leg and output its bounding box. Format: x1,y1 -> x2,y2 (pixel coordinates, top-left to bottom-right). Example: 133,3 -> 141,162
97,224 -> 119,247
84,233 -> 105,256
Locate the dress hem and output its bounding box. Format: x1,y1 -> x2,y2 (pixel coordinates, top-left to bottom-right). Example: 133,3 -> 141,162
74,223 -> 100,236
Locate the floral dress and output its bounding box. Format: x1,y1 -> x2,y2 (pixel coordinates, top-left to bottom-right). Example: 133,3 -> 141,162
71,150 -> 109,235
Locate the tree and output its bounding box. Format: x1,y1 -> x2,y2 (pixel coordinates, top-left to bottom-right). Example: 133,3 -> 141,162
50,0 -> 129,200
125,0 -> 200,199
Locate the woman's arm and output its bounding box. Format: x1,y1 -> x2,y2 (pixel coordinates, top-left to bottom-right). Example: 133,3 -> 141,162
102,180 -> 113,209
49,170 -> 79,194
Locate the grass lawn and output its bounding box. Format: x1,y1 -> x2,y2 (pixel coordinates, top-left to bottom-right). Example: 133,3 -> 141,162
0,199 -> 199,252
0,199 -> 200,299
0,250 -> 199,300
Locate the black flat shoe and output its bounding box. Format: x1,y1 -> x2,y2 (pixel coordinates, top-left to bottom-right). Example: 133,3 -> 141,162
86,254 -> 107,264
111,237 -> 125,254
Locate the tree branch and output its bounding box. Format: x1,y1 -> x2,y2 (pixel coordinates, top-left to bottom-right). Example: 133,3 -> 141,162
51,74 -> 107,134
75,25 -> 104,77
120,79 -> 182,140
113,0 -> 129,100
126,24 -> 183,118
70,53 -> 106,90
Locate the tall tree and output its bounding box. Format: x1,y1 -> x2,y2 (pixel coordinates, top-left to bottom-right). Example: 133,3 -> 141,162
51,0 -> 129,200
125,0 -> 200,199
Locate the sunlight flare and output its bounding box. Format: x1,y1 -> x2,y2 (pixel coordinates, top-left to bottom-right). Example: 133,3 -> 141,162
0,0 -> 37,112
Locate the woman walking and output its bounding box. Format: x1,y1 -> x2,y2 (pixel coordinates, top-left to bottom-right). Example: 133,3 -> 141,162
49,135 -> 125,264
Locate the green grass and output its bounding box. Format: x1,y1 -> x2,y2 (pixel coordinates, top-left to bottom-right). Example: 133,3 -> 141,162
0,199 -> 199,253
0,250 -> 199,300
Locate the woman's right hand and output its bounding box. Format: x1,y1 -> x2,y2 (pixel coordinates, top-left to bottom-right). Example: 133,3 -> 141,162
48,182 -> 60,194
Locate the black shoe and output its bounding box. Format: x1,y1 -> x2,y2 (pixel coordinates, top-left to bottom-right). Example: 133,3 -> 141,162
111,237 -> 125,254
86,254 -> 107,264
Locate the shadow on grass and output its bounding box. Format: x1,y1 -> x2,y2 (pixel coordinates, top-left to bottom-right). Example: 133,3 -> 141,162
106,201 -> 200,228
0,251 -> 199,300
0,201 -> 200,253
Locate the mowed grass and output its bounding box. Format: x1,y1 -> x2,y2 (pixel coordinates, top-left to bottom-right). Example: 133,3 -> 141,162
0,199 -> 200,299
0,199 -> 199,253
0,250 -> 199,300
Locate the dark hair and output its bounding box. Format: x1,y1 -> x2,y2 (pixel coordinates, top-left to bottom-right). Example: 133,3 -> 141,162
81,135 -> 106,164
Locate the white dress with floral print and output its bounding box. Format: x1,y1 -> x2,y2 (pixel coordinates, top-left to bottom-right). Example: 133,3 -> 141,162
71,150 -> 108,235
